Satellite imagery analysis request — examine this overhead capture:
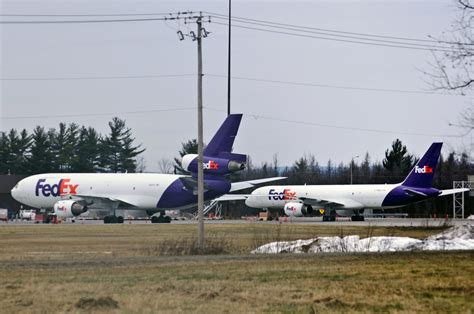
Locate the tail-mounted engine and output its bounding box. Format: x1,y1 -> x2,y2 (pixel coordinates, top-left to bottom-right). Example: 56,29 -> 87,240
181,153 -> 247,176
284,202 -> 314,217
53,200 -> 88,218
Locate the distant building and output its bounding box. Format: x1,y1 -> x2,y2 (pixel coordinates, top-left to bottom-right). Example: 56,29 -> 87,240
0,175 -> 31,213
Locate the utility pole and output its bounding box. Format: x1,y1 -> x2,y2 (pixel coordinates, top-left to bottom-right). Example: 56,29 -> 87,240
167,11 -> 210,250
226,0 -> 232,219
227,0 -> 232,115
196,16 -> 205,250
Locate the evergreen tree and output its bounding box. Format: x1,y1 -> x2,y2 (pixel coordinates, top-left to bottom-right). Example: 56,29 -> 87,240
326,159 -> 333,184
100,117 -> 144,173
7,129 -> 31,174
0,132 -> 8,173
50,123 -> 68,172
72,127 -> 101,172
28,126 -> 53,174
382,139 -> 415,182
360,152 -> 371,183
173,139 -> 198,173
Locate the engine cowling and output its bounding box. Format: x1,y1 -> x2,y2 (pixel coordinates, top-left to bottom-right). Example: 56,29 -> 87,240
181,154 -> 247,175
53,200 -> 88,218
284,202 -> 314,217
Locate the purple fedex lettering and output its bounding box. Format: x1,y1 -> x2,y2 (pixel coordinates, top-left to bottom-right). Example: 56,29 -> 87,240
36,179 -> 63,197
36,179 -> 78,197
268,189 -> 297,201
35,179 -> 46,196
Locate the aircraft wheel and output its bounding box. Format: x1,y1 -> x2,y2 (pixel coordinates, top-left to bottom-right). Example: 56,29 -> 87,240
351,215 -> 364,222
117,216 -> 124,224
151,216 -> 159,223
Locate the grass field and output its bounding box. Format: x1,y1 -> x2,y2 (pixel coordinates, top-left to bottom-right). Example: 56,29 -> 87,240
0,223 -> 472,313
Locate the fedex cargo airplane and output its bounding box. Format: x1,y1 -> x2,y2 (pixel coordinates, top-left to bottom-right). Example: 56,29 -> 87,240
245,142 -> 468,221
11,114 -> 284,223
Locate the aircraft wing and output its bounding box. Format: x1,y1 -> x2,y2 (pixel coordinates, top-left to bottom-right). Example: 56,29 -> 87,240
213,194 -> 248,202
61,194 -> 139,209
229,177 -> 287,192
439,188 -> 470,196
299,197 -> 363,209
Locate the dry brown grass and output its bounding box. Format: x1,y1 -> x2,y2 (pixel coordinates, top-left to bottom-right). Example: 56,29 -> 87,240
0,223 -> 472,313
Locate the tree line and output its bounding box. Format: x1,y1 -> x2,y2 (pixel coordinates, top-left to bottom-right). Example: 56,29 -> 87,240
233,139 -> 472,217
0,117 -> 144,174
240,139 -> 471,189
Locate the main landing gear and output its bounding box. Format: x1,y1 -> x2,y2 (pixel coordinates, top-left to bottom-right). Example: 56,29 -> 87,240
151,210 -> 171,224
351,215 -> 365,221
104,215 -> 124,224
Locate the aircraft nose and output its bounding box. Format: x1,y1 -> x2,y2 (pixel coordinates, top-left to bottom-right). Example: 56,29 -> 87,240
245,195 -> 254,207
245,189 -> 260,207
11,183 -> 20,201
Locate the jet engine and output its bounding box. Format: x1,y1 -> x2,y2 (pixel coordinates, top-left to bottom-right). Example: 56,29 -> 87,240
53,200 -> 88,218
284,202 -> 314,217
181,154 -> 247,175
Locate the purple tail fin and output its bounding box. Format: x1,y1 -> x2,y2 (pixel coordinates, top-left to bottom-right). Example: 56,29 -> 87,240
402,142 -> 442,188
204,114 -> 243,158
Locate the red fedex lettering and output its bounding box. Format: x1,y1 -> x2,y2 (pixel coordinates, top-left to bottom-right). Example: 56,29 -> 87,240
283,189 -> 297,200
59,178 -> 78,196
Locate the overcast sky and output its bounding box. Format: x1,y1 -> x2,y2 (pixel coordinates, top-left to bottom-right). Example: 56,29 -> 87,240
1,0 -> 472,172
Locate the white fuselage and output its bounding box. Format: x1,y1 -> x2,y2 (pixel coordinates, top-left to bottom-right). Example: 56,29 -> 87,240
245,184 -> 400,210
11,173 -> 181,210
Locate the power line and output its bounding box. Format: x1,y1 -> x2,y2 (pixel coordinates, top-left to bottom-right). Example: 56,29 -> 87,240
0,74 -> 196,81
211,21 -> 468,53
204,106 -> 465,138
6,10 -> 467,46
210,16 -> 461,51
205,74 -> 455,96
0,17 -> 169,24
206,11 -> 473,46
0,12 -> 209,24
0,13 -> 170,17
0,107 -> 195,120
1,72 -> 461,96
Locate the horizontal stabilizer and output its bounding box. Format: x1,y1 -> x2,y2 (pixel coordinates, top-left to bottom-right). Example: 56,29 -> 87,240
439,188 -> 470,196
230,177 -> 287,192
403,188 -> 428,197
179,177 -> 208,195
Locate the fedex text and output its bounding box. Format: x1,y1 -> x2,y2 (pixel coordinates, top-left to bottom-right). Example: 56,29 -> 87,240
35,179 -> 78,197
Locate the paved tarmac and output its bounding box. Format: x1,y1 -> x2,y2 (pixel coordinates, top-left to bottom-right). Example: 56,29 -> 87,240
1,217 -> 473,227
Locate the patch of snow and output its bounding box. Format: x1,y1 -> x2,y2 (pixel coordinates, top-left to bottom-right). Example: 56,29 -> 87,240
251,224 -> 474,254
467,215 -> 474,220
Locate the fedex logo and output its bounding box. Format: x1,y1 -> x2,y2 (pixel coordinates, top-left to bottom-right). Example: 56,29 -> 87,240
203,160 -> 219,170
286,206 -> 297,212
35,179 -> 78,197
268,189 -> 297,201
415,165 -> 433,174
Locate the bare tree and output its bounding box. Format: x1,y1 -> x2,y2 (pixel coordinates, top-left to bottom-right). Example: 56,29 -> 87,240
427,0 -> 473,94
136,156 -> 146,173
157,157 -> 174,174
